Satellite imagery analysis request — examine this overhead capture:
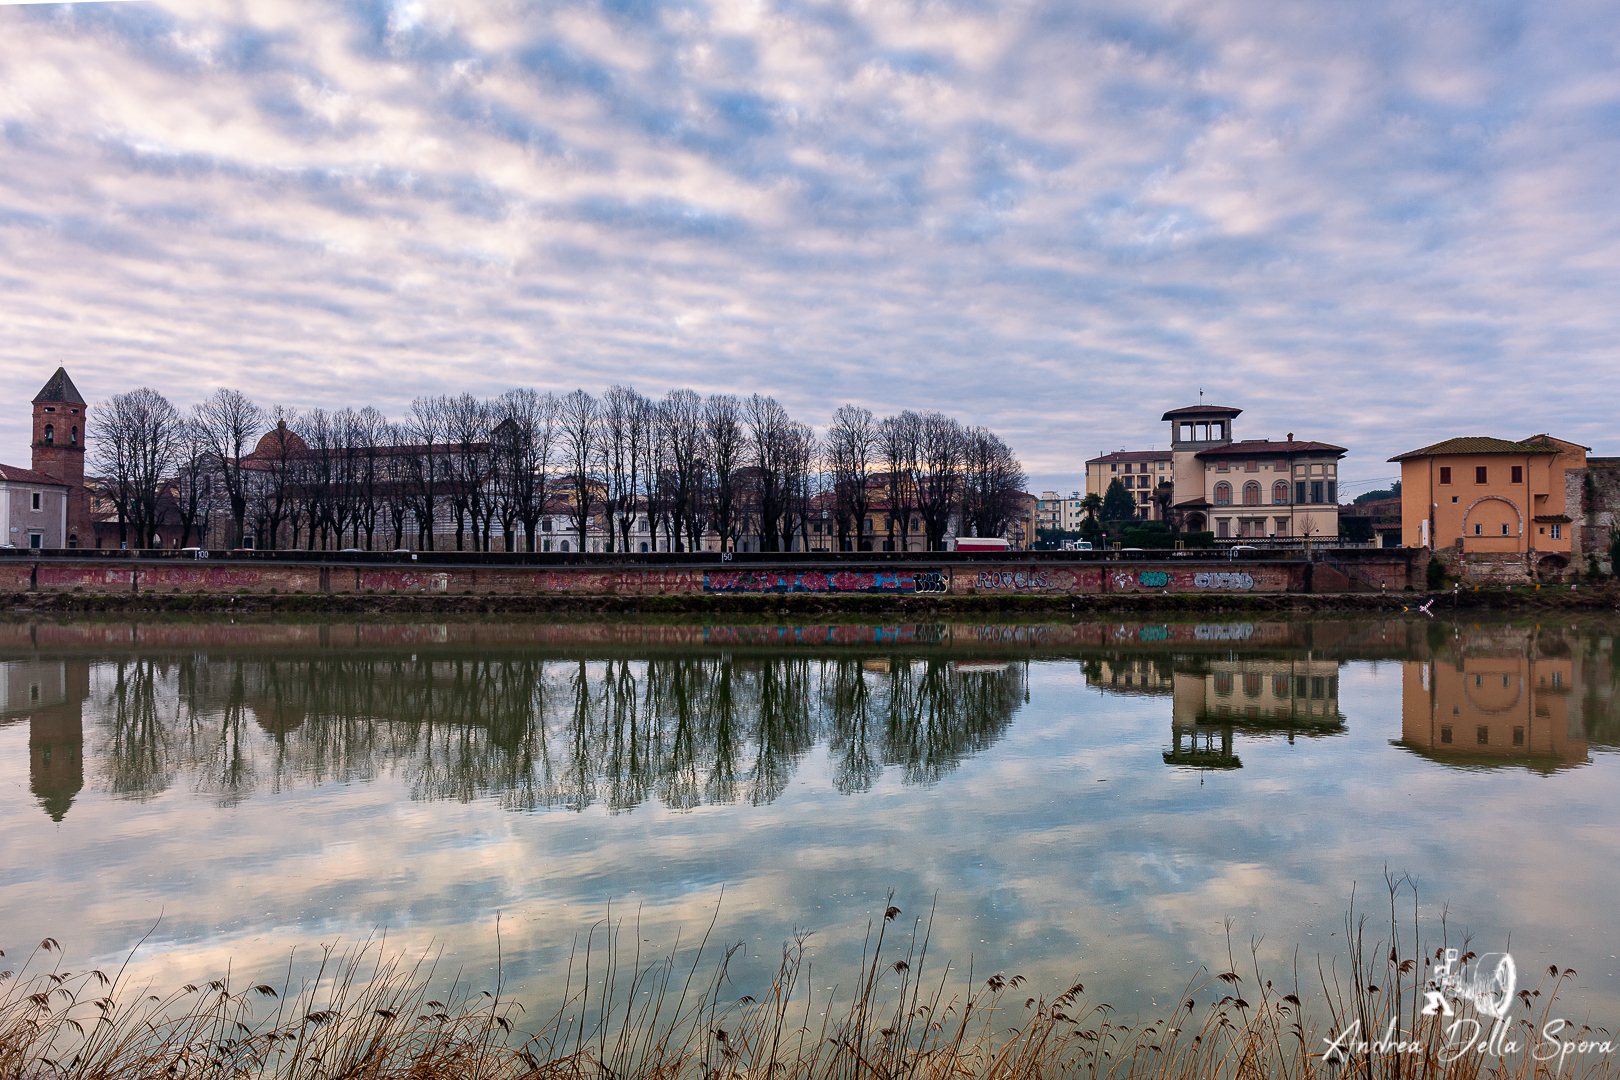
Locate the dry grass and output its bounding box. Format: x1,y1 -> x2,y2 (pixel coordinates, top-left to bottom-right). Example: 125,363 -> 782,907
2,880 -> 1612,1080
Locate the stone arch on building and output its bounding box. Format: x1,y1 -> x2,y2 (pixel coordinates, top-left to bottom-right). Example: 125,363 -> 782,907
1243,481 -> 1261,506
1272,481 -> 1289,504
1213,482 -> 1232,506
1462,495 -> 1523,537
1185,512 -> 1207,532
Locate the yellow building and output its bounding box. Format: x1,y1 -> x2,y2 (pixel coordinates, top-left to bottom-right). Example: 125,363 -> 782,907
1085,451 -> 1171,521
1390,435 -> 1586,576
1396,637 -> 1586,773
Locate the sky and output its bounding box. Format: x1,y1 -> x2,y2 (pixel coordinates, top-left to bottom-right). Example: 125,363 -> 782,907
1,0 -> 1617,497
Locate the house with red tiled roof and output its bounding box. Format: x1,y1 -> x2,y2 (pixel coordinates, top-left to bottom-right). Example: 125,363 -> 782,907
0,464 -> 72,549
1389,434 -> 1587,577
1160,404 -> 1348,540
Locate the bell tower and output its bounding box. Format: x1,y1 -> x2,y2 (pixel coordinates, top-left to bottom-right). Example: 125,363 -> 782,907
31,367 -> 90,547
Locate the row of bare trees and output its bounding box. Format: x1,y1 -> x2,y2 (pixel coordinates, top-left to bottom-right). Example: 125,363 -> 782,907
90,384 -> 1026,552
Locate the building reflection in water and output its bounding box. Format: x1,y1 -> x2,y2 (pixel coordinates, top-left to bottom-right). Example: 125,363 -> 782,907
0,659 -> 86,821
8,620 -> 1619,819
18,652 -> 1027,818
1088,654 -> 1346,769
1396,626 -> 1599,773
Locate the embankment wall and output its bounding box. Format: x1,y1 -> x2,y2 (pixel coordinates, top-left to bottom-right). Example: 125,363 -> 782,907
0,552 -> 1418,599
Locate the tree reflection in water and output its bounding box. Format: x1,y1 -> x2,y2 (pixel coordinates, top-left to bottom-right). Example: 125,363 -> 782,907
89,655 -> 1026,812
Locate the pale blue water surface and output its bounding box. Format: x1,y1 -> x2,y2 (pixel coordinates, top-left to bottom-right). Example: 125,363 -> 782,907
2,617 -> 1616,1024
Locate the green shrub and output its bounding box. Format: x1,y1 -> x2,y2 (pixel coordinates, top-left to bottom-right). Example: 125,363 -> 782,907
1425,555 -> 1447,589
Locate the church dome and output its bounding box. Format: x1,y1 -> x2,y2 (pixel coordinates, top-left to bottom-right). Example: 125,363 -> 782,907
251,421 -> 308,458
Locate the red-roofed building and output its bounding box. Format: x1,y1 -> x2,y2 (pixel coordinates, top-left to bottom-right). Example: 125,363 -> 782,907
1160,405 -> 1347,540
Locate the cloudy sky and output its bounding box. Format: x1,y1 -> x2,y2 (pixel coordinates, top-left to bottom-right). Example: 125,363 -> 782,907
2,0 -> 1617,494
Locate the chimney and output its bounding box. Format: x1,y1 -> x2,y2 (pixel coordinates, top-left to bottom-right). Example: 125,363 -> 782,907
1286,432 -> 1294,442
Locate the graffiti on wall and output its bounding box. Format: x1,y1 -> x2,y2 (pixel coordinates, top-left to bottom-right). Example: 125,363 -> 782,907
1193,571 -> 1255,590
704,569 -> 943,594
974,569 -> 1052,590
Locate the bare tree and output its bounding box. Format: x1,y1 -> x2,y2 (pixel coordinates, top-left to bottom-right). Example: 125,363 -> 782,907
663,389 -> 706,551
704,394 -> 743,552
93,387 -> 184,548
440,394 -> 494,550
403,397 -> 449,550
193,388 -> 263,548
959,427 -> 1027,539
827,404 -> 878,551
599,385 -> 646,553
783,420 -> 819,551
171,418 -> 219,548
878,411 -> 921,552
492,388 -> 558,552
742,395 -> 796,552
349,406 -> 390,550
914,412 -> 966,550
558,390 -> 599,551
638,396 -> 671,552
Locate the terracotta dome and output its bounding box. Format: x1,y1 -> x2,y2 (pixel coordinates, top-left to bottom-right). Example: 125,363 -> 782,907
251,420 -> 308,458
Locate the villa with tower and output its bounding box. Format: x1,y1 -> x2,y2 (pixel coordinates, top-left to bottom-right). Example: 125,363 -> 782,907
1087,403 -> 1347,541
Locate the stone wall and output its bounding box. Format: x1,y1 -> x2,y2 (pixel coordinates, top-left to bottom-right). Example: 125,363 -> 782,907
1571,462 -> 1620,576
0,552 -> 1421,597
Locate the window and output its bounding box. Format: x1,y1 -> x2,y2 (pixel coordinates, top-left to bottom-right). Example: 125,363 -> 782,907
1310,480 -> 1324,503
1501,523 -> 1509,536
1477,726 -> 1489,745
1214,482 -> 1232,505
1475,466 -> 1487,483
1275,460 -> 1287,470
1296,481 -> 1307,503
542,539 -> 551,552
1217,459 -> 1230,472
43,424 -> 53,444
70,426 -> 78,445
1273,481 -> 1289,504
1440,467 -> 1452,484
1246,460 -> 1258,472
1440,725 -> 1452,744
1111,463 -> 1118,472
1243,673 -> 1263,697
1211,422 -> 1224,439
640,542 -> 649,552
542,519 -> 552,532
1217,519 -> 1229,538
29,533 -> 43,549
1475,523 -> 1483,535
1274,675 -> 1290,697
31,492 -> 42,511
1213,673 -> 1233,695
560,540 -> 569,551
1327,481 -> 1337,503
1512,726 -> 1524,747
1511,465 -> 1523,484
1551,523 -> 1562,539
1243,481 -> 1260,506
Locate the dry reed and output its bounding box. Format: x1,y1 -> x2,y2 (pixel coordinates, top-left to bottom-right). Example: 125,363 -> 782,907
2,878 -> 1612,1080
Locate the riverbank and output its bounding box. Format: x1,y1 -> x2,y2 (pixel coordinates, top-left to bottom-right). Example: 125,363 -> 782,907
6,583 -> 1617,615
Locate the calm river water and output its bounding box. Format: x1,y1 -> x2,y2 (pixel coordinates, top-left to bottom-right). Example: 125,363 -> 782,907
2,616 -> 1617,1022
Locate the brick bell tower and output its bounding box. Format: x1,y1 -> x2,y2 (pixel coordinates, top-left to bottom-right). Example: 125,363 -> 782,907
31,367 -> 91,548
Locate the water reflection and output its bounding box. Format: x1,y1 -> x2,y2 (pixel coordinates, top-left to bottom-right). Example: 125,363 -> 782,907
1396,624 -> 1615,772
1087,654 -> 1346,769
4,619 -> 1618,823
5,653 -> 1025,819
